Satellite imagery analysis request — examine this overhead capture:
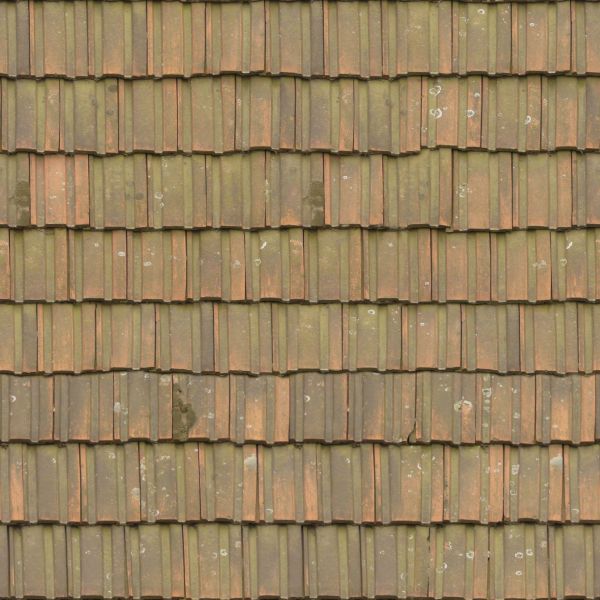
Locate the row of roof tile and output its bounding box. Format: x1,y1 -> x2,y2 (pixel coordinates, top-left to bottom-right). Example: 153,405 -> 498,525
0,523 -> 598,599
2,301 -> 600,374
4,76 -> 600,154
2,150 -> 600,231
2,1 -> 598,79
1,371 -> 598,446
2,227 -> 600,303
1,440 -> 598,524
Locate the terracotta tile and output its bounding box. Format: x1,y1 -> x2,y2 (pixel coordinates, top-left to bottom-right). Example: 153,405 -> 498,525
2,371 -> 591,446
362,525 -> 430,598
1,524 -> 600,598
245,524 -> 303,598
6,150 -> 554,231
304,525 -> 361,598
9,525 -> 68,599
4,228 -> 598,303
549,524 -> 600,600
345,304 -> 402,371
187,524 -> 243,599
490,524 -> 549,599
6,1 -> 600,80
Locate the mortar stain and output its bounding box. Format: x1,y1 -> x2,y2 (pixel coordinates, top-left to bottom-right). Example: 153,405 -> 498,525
172,383 -> 197,441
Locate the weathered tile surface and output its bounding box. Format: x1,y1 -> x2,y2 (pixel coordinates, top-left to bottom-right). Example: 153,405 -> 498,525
2,0 -> 599,597
1,523 -> 600,599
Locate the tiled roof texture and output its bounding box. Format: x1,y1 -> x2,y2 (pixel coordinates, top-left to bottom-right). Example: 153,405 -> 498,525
2,0 -> 600,599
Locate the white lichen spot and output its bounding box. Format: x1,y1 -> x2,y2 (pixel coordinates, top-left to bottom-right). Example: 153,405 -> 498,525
550,455 -> 563,467
524,115 -> 532,125
117,251 -> 126,257
113,402 -> 121,414
566,241 -> 573,250
244,454 -> 257,468
429,108 -> 443,119
260,241 -> 268,250
429,85 -> 442,96
466,109 -> 476,118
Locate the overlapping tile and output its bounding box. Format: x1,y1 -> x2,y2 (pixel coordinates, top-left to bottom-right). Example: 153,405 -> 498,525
4,75 -> 600,154
1,523 -> 600,599
3,1 -> 600,79
1,440 -> 599,524
2,0 -> 599,595
0,301 -> 600,374
5,150 -> 600,231
1,371 -> 598,446
3,227 -> 600,302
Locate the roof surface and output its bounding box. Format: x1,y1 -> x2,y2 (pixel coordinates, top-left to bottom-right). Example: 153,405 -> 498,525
1,0 -> 600,599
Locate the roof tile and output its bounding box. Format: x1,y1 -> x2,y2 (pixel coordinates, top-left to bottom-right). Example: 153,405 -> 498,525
11,150 -> 600,230
3,523 -> 600,599
7,76 -> 600,154
0,228 -> 600,303
5,2 -> 600,79
2,441 -> 599,525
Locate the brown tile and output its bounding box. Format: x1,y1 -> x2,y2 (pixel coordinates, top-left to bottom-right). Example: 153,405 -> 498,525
549,524 -> 600,600
361,525 -> 430,598
429,524 -> 490,599
9,525 -> 69,598
489,524 -> 550,600
304,525 -> 361,598
129,524 -> 185,599
70,526 -> 128,598
187,523 -> 243,599
245,524 -> 303,598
